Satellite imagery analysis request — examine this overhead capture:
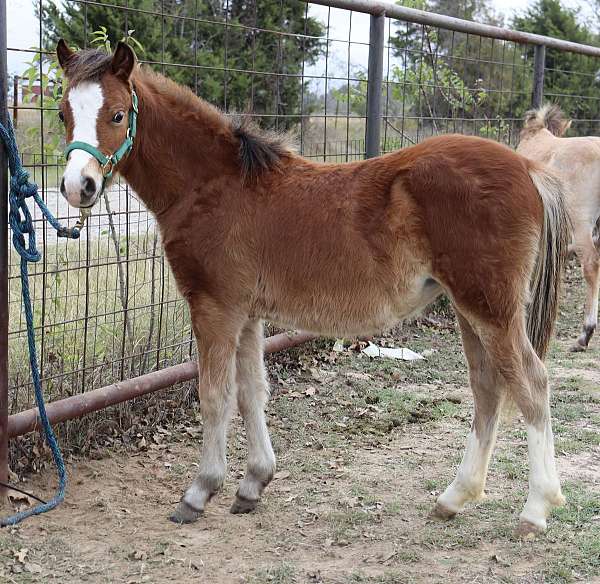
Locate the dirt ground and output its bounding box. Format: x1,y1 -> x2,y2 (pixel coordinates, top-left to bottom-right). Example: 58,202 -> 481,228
1,262 -> 599,584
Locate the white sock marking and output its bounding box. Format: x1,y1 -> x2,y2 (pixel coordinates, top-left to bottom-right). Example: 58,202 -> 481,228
437,430 -> 491,513
520,422 -> 564,529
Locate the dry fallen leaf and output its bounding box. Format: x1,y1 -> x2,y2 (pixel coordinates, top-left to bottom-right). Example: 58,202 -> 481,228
346,372 -> 372,382
339,496 -> 360,508
13,548 -> 28,564
24,563 -> 43,574
129,550 -> 148,561
273,470 -> 290,480
491,554 -> 510,567
8,489 -> 35,507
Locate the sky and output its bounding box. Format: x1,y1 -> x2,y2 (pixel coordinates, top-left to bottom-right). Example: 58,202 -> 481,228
5,0 -> 596,77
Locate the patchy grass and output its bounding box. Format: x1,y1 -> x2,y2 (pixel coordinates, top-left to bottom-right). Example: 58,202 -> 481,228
349,571 -> 418,584
248,563 -> 298,584
542,482 -> 600,583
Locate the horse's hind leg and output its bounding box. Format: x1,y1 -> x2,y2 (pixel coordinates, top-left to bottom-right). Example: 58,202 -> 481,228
230,319 -> 276,514
510,341 -> 565,535
170,299 -> 245,524
458,316 -> 563,533
572,224 -> 600,351
434,312 -> 504,518
435,310 -> 564,533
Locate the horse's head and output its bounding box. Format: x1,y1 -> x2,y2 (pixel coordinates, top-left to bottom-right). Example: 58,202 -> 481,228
57,39 -> 137,208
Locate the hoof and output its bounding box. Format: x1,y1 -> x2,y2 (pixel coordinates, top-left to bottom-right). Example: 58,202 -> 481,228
515,519 -> 545,540
569,342 -> 586,353
555,492 -> 567,507
169,500 -> 203,524
230,494 -> 259,515
431,502 -> 457,520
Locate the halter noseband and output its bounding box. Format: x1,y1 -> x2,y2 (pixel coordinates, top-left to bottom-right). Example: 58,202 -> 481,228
64,88 -> 138,187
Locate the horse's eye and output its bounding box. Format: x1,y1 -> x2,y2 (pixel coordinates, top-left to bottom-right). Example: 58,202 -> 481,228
58,110 -> 65,123
112,111 -> 125,123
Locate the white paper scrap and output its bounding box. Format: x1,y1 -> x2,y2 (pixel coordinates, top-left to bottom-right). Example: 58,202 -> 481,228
361,342 -> 424,361
332,338 -> 346,352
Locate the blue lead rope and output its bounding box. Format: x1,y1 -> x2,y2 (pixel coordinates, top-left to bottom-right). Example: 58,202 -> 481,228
0,117 -> 82,527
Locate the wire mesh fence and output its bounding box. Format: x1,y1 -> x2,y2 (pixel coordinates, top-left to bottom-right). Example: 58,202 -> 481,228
4,1 -> 600,435
380,21 -> 600,149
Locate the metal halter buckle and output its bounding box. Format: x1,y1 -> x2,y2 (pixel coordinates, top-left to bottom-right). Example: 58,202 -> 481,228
101,157 -> 115,177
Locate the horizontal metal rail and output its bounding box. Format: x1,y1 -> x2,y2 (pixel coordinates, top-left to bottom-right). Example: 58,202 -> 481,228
308,0 -> 600,57
8,331 -> 318,438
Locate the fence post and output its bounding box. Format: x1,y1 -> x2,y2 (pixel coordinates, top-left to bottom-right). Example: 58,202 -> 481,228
0,0 -> 9,497
12,75 -> 17,128
532,44 -> 545,108
365,11 -> 385,158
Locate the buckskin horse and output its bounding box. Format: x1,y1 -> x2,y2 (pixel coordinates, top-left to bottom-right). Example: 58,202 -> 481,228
56,40 -> 569,536
518,104 -> 600,352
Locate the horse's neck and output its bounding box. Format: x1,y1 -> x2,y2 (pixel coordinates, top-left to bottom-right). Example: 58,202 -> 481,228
120,72 -> 238,214
517,129 -> 556,160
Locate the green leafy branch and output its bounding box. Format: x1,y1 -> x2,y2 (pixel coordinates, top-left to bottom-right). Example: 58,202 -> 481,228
89,26 -> 144,55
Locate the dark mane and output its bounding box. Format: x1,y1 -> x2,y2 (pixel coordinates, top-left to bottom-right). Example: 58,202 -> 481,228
230,116 -> 293,180
64,48 -> 112,85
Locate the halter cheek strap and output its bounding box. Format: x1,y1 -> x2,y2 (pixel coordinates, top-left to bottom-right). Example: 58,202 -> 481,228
64,89 -> 138,185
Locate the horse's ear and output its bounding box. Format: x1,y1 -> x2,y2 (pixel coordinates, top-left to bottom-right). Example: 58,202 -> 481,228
56,39 -> 76,71
111,41 -> 136,81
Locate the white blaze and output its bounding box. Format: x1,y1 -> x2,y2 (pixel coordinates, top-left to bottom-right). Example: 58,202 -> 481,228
63,82 -> 104,200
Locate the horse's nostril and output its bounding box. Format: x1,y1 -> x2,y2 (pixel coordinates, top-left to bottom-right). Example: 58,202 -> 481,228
60,178 -> 66,196
82,177 -> 96,197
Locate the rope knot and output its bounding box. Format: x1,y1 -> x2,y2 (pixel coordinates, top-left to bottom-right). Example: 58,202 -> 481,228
11,169 -> 38,200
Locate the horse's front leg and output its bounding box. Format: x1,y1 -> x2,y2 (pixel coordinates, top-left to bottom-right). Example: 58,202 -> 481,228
170,298 -> 245,524
230,319 -> 276,514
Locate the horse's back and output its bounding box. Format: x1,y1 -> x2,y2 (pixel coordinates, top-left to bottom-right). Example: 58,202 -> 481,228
249,134 -> 543,334
393,134 -> 544,322
518,132 -> 600,222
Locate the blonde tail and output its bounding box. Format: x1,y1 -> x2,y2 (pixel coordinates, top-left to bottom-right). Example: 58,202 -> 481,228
526,166 -> 570,358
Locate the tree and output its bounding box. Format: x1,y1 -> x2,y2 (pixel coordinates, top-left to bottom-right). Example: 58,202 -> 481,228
40,0 -> 324,127
391,0 -> 502,66
390,0 -> 512,141
387,0 -> 600,142
512,0 -> 600,130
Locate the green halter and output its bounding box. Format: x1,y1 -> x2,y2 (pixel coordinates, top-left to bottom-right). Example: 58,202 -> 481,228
64,88 -> 138,185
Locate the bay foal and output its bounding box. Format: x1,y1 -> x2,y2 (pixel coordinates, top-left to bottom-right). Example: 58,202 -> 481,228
518,104 -> 600,351
57,41 -> 569,535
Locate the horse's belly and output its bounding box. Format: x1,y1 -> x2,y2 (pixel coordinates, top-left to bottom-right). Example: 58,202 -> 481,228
254,275 -> 439,336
